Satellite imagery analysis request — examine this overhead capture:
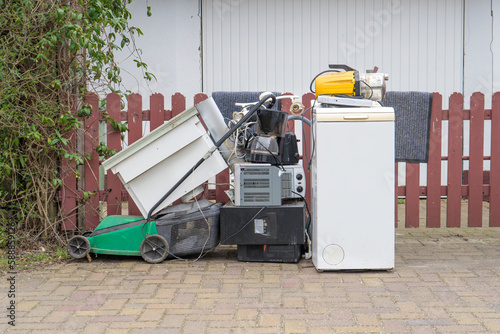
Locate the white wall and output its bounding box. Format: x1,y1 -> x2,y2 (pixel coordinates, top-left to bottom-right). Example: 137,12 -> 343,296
123,0 -> 500,108
464,0 -> 494,109
118,0 -> 202,109
202,0 -> 463,100
122,0 -> 467,104
463,0 -> 498,174
494,1 -> 500,94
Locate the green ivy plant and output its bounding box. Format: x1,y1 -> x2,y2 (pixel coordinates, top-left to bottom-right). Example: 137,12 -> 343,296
0,0 -> 154,245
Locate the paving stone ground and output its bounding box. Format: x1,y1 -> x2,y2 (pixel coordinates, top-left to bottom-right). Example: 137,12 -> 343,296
1,226 -> 500,333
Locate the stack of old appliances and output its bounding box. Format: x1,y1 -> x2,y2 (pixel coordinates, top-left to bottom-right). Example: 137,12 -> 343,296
210,98 -> 308,263
67,63 -> 396,271
67,93 -> 307,264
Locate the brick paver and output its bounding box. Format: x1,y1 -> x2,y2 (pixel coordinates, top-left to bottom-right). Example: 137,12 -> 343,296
1,227 -> 499,333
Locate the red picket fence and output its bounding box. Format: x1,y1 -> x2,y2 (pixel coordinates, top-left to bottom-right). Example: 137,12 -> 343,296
61,91 -> 500,231
399,92 -> 500,228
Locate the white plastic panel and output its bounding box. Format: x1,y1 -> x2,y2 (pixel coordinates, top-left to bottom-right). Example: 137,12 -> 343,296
102,109 -> 228,218
312,106 -> 395,270
111,116 -> 206,184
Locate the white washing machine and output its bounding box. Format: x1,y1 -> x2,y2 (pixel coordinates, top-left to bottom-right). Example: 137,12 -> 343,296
311,104 -> 395,271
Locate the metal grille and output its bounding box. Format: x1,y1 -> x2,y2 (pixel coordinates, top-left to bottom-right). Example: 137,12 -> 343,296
244,192 -> 271,203
243,179 -> 270,189
243,168 -> 270,176
281,172 -> 292,198
170,218 -> 214,254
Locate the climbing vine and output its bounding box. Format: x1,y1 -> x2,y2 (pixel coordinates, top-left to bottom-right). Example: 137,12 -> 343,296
0,0 -> 153,246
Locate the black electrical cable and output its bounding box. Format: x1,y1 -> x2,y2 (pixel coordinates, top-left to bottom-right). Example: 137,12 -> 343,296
361,80 -> 374,99
243,130 -> 255,151
245,136 -> 284,171
255,138 -> 286,171
309,69 -> 340,94
219,206 -> 267,245
291,190 -> 311,229
196,182 -> 208,200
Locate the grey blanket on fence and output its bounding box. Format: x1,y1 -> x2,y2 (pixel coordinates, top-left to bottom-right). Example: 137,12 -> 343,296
212,91 -> 282,124
382,91 -> 433,163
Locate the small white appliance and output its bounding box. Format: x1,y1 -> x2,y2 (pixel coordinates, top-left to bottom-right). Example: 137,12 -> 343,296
234,163 -> 306,206
311,104 -> 395,270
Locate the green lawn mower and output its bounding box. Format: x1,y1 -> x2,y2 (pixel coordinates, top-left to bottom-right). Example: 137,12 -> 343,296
67,200 -> 221,263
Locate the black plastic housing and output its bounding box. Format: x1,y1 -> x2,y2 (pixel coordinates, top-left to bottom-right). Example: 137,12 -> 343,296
220,202 -> 306,245
237,244 -> 302,263
279,132 -> 300,165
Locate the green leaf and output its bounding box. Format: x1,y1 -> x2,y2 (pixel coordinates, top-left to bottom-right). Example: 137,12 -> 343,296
120,37 -> 129,48
78,105 -> 92,118
50,79 -> 61,90
144,72 -> 156,81
56,8 -> 65,20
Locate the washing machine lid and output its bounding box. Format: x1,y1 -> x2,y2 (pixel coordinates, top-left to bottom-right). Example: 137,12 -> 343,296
314,106 -> 394,122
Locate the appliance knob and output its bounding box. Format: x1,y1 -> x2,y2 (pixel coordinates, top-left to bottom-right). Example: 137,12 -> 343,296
296,173 -> 303,180
296,186 -> 303,193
